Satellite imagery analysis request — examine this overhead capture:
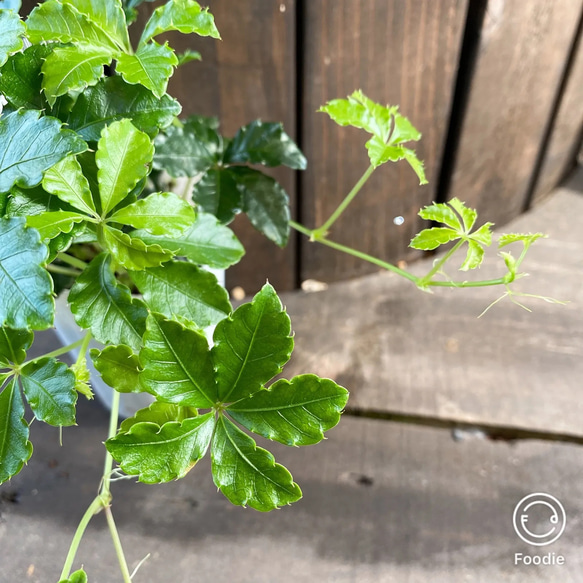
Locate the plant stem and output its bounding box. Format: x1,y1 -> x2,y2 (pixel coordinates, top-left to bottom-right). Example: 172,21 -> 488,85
59,496 -> 103,581
315,164 -> 376,236
26,336 -> 86,364
47,264 -> 82,277
100,390 -> 121,501
105,506 -> 133,583
427,277 -> 507,288
76,331 -> 93,365
57,253 -> 88,271
418,239 -> 465,285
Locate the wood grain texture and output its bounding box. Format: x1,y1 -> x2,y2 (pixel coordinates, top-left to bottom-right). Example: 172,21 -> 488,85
299,0 -> 468,283
531,13 -> 583,204
448,0 -> 583,225
4,396 -> 583,581
282,171 -> 583,437
133,1 -> 298,294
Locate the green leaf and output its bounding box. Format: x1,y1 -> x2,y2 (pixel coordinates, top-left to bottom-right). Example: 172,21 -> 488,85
60,0 -> 130,52
96,119 -> 154,215
177,49 -> 201,66
26,211 -> 86,241
42,154 -> 97,216
101,225 -> 174,270
402,147 -> 428,185
119,400 -> 198,433
65,76 -> 181,141
0,379 -> 32,484
6,184 -> 76,217
0,44 -> 52,109
139,313 -> 216,407
0,217 -> 54,330
132,212 -> 245,269
153,116 -> 221,177
117,41 -> 178,99
499,232 -> 546,248
391,113 -> 422,144
41,44 -> 113,106
68,253 -> 147,351
500,250 -> 517,277
212,283 -> 293,403
0,327 -> 32,366
230,167 -> 290,246
469,222 -> 494,246
190,168 -> 242,224
20,357 -> 76,426
106,412 -> 215,483
0,9 -> 24,68
0,1 -> 21,11
108,192 -> 194,236
59,568 -> 88,583
91,345 -> 141,393
418,202 -> 462,231
140,0 -> 220,46
224,121 -> 306,170
460,240 -> 484,271
448,198 -> 477,233
409,227 -> 459,251
0,109 -> 87,194
211,415 -> 301,511
26,1 -> 119,50
130,260 -> 231,328
228,374 -> 348,446
71,355 -> 93,399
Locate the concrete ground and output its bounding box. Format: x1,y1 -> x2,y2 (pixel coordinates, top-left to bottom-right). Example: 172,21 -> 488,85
1,169 -> 582,582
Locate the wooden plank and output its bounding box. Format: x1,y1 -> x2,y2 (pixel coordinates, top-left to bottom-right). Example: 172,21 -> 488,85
447,0 -> 583,225
133,1 -> 300,294
299,0 -> 468,283
3,401 -> 583,581
282,170 -> 583,437
531,17 -> 583,204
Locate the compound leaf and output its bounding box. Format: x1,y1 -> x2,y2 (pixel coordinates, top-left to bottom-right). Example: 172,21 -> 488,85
66,76 -> 181,141
0,327 -> 33,366
117,41 -> 177,99
90,344 -> 141,393
228,375 -> 348,446
0,217 -> 54,330
140,0 -> 219,45
211,415 -> 301,511
96,119 -> 154,215
132,212 -> 244,269
0,109 -> 87,194
0,379 -> 32,484
130,260 -> 231,328
190,168 -> 242,224
0,9 -> 24,68
42,154 -> 97,216
68,253 -> 147,351
0,44 -> 52,109
20,357 -> 76,426
101,225 -> 173,270
224,121 -> 306,170
108,191 -> 194,236
139,313 -> 216,407
448,198 -> 477,233
410,227 -> 459,251
499,232 -> 546,248
106,412 -> 215,483
212,283 -> 293,403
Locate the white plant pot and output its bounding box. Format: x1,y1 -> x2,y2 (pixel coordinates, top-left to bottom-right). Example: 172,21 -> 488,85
54,267 -> 225,418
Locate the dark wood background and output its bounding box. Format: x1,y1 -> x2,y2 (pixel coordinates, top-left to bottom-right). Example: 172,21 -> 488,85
21,0 -> 583,293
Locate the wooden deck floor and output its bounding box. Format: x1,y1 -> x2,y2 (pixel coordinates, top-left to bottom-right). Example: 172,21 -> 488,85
1,169 -> 581,582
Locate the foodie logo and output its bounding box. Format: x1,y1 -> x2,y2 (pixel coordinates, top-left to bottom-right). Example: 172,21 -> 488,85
513,493 -> 566,546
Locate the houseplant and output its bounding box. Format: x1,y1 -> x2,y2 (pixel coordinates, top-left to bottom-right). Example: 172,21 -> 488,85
0,1 -> 554,581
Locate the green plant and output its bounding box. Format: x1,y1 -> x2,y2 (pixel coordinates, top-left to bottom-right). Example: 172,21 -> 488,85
0,1 -> 558,581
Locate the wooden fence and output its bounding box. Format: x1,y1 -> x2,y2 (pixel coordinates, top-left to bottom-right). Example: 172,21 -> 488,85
23,0 -> 583,293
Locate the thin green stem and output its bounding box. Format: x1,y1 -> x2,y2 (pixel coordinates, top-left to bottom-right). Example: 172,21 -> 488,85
76,331 -> 93,365
427,277 -> 507,288
59,496 -> 103,581
100,390 -> 121,501
105,506 -> 132,583
57,253 -> 88,271
25,336 -> 86,364
315,164 -> 376,236
47,264 -> 82,277
418,239 -> 465,285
